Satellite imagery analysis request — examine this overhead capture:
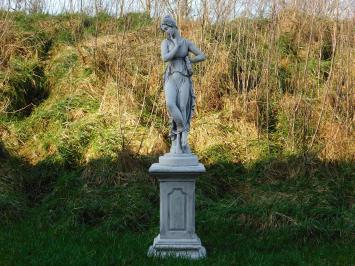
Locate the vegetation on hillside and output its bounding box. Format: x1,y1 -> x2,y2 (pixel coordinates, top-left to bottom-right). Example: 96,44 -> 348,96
0,4 -> 354,264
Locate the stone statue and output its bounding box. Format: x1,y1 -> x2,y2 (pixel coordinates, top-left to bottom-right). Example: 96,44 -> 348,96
147,15 -> 207,260
160,15 -> 206,154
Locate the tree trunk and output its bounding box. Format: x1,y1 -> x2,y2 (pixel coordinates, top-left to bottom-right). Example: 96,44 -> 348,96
146,0 -> 151,17
178,0 -> 189,21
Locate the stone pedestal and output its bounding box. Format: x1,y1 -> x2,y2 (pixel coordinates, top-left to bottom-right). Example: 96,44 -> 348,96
147,153 -> 206,259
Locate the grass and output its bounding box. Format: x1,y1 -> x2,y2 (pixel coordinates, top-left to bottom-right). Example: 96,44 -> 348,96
0,203 -> 353,265
0,10 -> 354,265
0,146 -> 353,265
0,56 -> 48,116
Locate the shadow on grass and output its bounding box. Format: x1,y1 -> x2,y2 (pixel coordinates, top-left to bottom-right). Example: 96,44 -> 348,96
0,140 -> 354,265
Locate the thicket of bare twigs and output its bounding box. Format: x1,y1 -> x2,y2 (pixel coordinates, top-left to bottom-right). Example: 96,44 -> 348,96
1,1 -> 354,165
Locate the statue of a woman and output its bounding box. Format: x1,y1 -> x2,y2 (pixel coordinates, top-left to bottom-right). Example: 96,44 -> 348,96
160,15 -> 206,154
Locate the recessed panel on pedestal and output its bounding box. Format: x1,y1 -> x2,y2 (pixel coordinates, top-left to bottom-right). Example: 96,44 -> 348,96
168,188 -> 187,231
160,180 -> 195,239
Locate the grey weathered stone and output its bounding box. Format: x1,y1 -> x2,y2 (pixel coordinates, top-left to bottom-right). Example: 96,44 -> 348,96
147,154 -> 206,260
147,15 -> 206,260
160,14 -> 206,154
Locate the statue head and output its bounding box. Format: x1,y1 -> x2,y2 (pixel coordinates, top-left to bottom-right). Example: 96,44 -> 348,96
160,15 -> 178,38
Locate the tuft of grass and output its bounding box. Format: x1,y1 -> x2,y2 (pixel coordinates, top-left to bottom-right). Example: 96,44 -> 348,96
0,57 -> 48,116
0,145 -> 26,223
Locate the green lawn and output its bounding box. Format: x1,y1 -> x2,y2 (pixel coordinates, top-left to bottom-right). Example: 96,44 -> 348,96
0,155 -> 354,265
1,210 -> 353,266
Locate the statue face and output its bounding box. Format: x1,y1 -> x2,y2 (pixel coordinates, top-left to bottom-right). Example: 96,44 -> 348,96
161,24 -> 175,38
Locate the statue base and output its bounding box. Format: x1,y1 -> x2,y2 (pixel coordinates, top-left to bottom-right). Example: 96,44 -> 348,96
147,234 -> 206,259
147,152 -> 206,260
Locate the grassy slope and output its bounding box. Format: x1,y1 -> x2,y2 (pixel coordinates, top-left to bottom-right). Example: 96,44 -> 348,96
0,12 -> 354,265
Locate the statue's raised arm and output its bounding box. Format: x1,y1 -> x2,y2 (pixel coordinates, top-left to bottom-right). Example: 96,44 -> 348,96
187,40 -> 206,63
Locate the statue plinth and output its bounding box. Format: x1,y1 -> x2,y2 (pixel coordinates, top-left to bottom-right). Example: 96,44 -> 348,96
147,153 -> 206,260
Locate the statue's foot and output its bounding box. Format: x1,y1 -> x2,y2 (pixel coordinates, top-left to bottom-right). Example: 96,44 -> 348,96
170,139 -> 176,153
181,131 -> 188,148
183,143 -> 191,154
